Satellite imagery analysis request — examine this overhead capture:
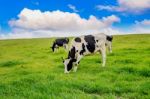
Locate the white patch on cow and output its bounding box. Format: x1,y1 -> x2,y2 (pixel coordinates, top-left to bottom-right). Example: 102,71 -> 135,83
63,59 -> 70,73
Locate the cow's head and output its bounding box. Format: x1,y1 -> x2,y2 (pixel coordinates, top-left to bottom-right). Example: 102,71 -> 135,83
51,42 -> 56,52
62,57 -> 76,73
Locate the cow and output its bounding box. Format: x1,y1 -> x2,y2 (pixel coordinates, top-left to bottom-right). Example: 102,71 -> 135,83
51,38 -> 69,52
62,33 -> 113,73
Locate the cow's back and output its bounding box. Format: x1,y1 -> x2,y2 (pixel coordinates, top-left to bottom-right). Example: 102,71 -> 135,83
69,33 -> 108,56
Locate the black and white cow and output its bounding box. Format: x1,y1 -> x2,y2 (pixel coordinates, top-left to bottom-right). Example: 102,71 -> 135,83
51,38 -> 69,52
62,33 -> 113,73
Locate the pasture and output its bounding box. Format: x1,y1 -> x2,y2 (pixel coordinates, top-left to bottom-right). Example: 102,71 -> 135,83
0,34 -> 150,99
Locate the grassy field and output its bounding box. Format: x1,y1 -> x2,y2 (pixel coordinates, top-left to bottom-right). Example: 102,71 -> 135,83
0,34 -> 150,99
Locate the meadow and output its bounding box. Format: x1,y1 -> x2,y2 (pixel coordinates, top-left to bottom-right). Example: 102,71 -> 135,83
0,34 -> 150,99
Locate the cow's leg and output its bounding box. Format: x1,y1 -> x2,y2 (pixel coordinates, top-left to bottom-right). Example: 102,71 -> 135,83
63,44 -> 66,49
55,46 -> 59,52
63,44 -> 68,51
108,42 -> 112,53
100,45 -> 106,67
73,65 -> 78,72
73,54 -> 83,72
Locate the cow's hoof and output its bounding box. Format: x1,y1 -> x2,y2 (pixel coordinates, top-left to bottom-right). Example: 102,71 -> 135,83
102,65 -> 105,67
64,71 -> 69,74
73,70 -> 77,72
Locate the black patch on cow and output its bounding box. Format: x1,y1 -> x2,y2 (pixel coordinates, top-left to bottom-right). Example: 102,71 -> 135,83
67,46 -> 77,71
106,35 -> 113,42
80,43 -> 86,55
67,58 -> 76,71
84,35 -> 96,53
68,46 -> 76,59
55,38 -> 69,46
75,37 -> 81,42
55,39 -> 65,46
96,40 -> 99,42
78,61 -> 80,64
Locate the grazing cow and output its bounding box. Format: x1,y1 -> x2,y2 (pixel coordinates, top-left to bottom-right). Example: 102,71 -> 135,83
51,38 -> 69,52
62,33 -> 113,73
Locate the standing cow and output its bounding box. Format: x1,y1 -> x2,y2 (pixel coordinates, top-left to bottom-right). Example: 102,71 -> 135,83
62,33 -> 113,73
51,38 -> 69,52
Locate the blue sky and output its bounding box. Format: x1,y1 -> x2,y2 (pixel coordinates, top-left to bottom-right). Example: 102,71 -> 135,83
0,0 -> 150,39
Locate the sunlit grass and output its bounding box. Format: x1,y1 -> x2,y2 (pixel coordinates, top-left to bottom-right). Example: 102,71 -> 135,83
0,34 -> 150,99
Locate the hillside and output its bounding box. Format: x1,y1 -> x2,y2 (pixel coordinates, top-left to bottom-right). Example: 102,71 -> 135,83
0,34 -> 150,99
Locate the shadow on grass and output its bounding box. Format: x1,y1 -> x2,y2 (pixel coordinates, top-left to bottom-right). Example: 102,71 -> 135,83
0,60 -> 25,67
116,66 -> 150,77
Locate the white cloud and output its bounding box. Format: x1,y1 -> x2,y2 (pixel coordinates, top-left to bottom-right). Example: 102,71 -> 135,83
1,8 -> 149,39
0,8 -> 121,39
96,5 -> 126,12
96,0 -> 150,14
112,19 -> 150,34
135,19 -> 150,26
7,8 -> 120,38
102,15 -> 120,26
119,0 -> 150,10
131,19 -> 150,33
0,7 -> 120,39
68,4 -> 79,12
9,8 -> 119,31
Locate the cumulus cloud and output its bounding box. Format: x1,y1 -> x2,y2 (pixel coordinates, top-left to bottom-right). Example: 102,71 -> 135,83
112,19 -> 150,34
96,0 -> 150,14
1,8 -> 121,39
68,4 -> 79,12
132,19 -> 150,33
135,19 -> 150,26
9,8 -> 120,31
0,8 -> 121,39
1,8 -> 149,40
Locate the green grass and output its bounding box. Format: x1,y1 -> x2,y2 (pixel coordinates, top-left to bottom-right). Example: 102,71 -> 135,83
0,34 -> 150,99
